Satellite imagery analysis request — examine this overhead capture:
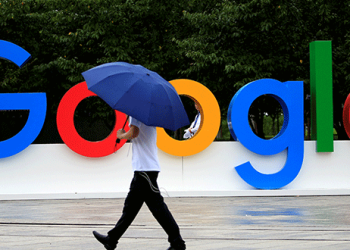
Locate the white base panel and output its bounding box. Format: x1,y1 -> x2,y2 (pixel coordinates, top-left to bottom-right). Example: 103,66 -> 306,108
1,141 -> 350,200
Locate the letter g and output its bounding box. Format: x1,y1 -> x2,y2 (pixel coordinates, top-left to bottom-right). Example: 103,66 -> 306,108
227,79 -> 304,189
0,40 -> 46,158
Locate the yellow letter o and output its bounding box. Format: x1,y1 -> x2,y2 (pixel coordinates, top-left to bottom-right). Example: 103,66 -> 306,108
157,79 -> 221,156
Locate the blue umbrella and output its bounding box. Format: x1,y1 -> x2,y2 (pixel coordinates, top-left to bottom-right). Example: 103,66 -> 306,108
82,62 -> 190,131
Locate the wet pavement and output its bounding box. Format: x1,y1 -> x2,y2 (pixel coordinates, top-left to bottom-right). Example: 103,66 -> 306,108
1,196 -> 350,249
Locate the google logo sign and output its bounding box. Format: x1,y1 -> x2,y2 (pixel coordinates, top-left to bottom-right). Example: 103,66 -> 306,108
0,40 -> 345,190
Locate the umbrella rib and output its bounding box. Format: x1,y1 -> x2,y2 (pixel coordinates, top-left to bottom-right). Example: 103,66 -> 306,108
160,82 -> 178,129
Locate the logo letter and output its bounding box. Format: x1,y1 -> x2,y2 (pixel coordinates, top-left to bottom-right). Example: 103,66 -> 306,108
228,79 -> 304,189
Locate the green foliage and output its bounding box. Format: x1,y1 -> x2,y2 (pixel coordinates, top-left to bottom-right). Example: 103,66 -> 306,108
1,0 -> 350,142
0,0 -> 192,142
0,0 -> 190,115
175,0 -> 350,139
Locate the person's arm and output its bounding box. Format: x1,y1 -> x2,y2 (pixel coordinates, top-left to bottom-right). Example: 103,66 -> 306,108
188,120 -> 195,133
117,125 -> 139,140
190,123 -> 199,134
189,114 -> 201,134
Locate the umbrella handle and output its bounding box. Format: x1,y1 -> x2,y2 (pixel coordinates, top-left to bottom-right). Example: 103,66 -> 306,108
116,115 -> 130,144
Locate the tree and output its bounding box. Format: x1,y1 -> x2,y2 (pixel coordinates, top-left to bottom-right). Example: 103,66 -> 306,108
2,0 -> 350,142
175,0 -> 350,139
0,0 -> 192,142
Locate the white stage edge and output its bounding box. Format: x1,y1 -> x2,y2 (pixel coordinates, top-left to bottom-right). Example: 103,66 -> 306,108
1,141 -> 350,200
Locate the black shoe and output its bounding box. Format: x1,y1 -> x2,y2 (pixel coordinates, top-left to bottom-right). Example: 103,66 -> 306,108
93,231 -> 117,250
167,237 -> 186,250
167,243 -> 186,250
167,247 -> 186,250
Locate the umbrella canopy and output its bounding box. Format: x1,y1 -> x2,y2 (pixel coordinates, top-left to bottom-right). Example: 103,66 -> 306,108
82,62 -> 190,131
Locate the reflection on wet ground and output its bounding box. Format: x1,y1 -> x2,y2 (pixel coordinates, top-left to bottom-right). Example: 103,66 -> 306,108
1,196 -> 350,249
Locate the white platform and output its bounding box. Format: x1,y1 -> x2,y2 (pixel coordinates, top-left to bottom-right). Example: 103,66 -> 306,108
1,141 -> 350,200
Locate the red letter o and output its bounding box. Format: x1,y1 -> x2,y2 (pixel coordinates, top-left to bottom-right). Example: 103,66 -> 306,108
57,82 -> 129,157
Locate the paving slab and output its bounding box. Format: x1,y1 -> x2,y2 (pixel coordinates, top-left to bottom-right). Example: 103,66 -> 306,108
1,196 -> 350,249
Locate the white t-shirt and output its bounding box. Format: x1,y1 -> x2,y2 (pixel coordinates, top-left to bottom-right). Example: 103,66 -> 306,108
129,117 -> 161,172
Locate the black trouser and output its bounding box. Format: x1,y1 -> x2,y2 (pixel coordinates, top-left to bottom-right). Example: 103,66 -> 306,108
108,171 -> 185,248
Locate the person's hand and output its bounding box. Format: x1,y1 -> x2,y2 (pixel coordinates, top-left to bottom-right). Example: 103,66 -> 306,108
117,129 -> 126,139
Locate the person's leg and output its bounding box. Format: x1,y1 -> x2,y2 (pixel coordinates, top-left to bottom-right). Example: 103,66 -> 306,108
107,172 -> 145,244
142,172 -> 186,250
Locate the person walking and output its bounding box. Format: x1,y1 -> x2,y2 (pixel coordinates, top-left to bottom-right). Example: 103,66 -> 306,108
93,116 -> 186,250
